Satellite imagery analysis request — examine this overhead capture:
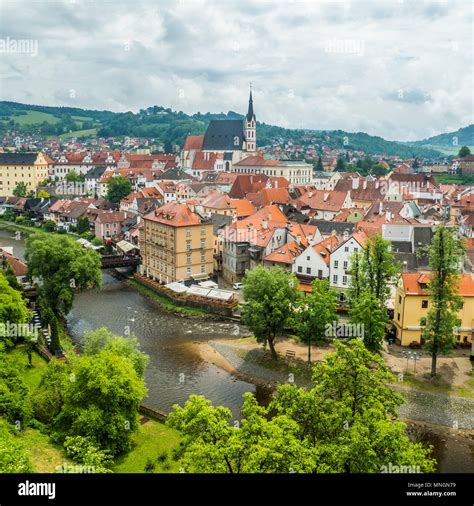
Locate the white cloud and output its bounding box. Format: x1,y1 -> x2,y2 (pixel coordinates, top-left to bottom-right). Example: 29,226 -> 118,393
0,0 -> 472,140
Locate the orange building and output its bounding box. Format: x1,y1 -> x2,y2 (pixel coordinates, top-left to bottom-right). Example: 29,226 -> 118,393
140,202 -> 213,284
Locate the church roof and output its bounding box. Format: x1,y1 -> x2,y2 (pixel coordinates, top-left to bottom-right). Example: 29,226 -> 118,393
202,119 -> 245,151
246,90 -> 255,122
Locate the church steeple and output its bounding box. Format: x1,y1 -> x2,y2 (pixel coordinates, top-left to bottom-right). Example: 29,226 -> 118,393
246,86 -> 255,122
245,84 -> 256,153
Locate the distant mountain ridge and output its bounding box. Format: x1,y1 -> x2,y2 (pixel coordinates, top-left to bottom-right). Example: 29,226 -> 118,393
1,100 -> 468,159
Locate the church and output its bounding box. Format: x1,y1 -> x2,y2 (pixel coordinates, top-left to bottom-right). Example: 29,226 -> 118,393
181,88 -> 258,175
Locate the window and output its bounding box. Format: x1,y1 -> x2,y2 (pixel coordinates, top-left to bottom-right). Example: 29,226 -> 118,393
307,256 -> 310,261
343,261 -> 348,269
306,267 -> 311,274
201,239 -> 206,249
297,266 -> 302,273
201,264 -> 206,273
333,275 -> 338,284
186,228 -> 191,237
399,296 -> 402,304
334,260 -> 339,268
318,269 -> 322,278
186,240 -> 191,251
397,313 -> 400,321
186,266 -> 191,274
344,247 -> 349,252
342,275 -> 347,285
422,300 -> 428,308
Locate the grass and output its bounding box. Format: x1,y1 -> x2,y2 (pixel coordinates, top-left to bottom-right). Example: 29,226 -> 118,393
401,370 -> 474,399
128,279 -> 210,317
7,347 -> 48,392
16,428 -> 71,473
234,346 -> 313,382
0,220 -> 80,239
3,111 -> 61,126
113,417 -> 181,473
59,128 -> 97,139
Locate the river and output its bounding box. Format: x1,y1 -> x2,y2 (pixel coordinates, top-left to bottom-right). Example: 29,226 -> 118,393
1,227 -> 473,473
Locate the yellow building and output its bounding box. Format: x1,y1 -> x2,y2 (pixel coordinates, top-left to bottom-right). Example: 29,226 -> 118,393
140,202 -> 213,284
0,152 -> 50,196
393,272 -> 474,346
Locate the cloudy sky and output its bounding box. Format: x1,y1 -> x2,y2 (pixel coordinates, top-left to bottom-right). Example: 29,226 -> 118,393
0,0 -> 472,141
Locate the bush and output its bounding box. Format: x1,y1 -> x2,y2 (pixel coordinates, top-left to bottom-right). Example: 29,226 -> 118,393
144,458 -> 155,472
156,451 -> 168,463
42,220 -> 57,233
64,435 -> 113,472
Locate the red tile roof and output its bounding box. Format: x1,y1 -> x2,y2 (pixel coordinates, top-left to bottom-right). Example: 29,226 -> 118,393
183,136 -> 205,151
144,202 -> 202,227
402,272 -> 474,296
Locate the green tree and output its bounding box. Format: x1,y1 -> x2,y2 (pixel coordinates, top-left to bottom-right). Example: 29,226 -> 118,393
0,419 -> 33,472
458,145 -> 471,158
25,234 -> 101,317
54,351 -> 146,456
335,157 -> 346,172
242,267 -> 298,359
349,234 -> 399,307
76,215 -> 90,235
37,189 -> 50,198
42,220 -> 57,233
291,279 -> 338,362
271,340 -> 435,473
0,272 -> 31,347
31,360 -> 70,424
316,156 -> 323,172
82,327 -> 149,378
65,170 -> 82,183
0,354 -> 31,425
49,314 -> 61,353
13,181 -> 28,197
106,175 -> 132,203
349,291 -> 388,352
167,393 -> 315,473
422,226 -> 465,376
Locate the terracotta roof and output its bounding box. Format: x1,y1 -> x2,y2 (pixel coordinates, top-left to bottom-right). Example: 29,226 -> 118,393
144,202 -> 202,227
183,135 -> 205,151
229,174 -> 268,199
192,151 -> 221,171
402,272 -> 474,296
287,223 -> 320,248
230,199 -> 256,218
298,190 -> 348,212
0,249 -> 28,277
312,235 -> 339,264
234,155 -> 280,167
95,210 -> 127,224
201,192 -> 233,210
263,241 -> 304,264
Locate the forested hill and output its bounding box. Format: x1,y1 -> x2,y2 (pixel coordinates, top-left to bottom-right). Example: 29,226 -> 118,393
0,100 -> 446,158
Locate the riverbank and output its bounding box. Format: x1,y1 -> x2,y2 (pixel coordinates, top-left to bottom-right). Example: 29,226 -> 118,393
127,278 -> 225,319
201,337 -> 474,430
0,219 -> 79,239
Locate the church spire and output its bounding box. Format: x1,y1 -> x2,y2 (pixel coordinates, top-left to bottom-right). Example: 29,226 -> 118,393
246,83 -> 255,122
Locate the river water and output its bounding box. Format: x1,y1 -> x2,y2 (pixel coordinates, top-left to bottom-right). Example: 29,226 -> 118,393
1,228 -> 473,473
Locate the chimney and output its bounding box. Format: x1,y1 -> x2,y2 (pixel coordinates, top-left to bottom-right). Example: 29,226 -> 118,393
378,201 -> 383,214
363,180 -> 367,189
308,192 -> 313,198
262,220 -> 268,229
375,180 -> 379,189
352,178 -> 359,190
323,192 -> 329,202
296,234 -> 301,245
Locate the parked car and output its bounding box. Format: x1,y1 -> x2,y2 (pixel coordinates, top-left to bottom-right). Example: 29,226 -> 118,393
233,282 -> 244,290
